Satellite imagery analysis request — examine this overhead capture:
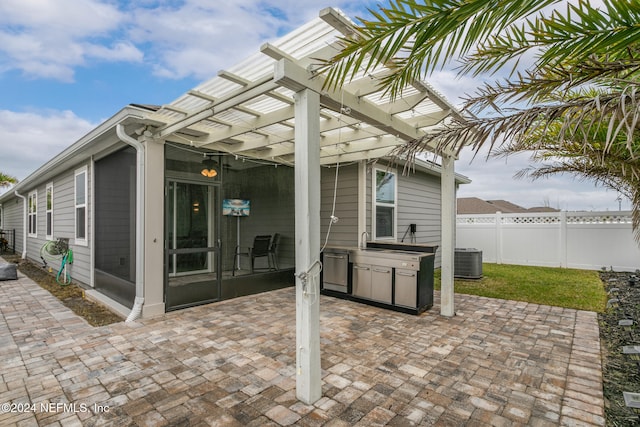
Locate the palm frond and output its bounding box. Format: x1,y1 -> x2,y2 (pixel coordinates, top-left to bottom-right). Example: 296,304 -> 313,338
393,84 -> 640,163
0,172 -> 18,188
321,0 -> 559,99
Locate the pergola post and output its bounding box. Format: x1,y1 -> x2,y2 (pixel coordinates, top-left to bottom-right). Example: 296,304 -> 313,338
440,153 -> 456,317
294,88 -> 322,404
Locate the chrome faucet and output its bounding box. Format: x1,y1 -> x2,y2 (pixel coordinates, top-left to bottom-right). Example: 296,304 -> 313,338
360,231 -> 370,249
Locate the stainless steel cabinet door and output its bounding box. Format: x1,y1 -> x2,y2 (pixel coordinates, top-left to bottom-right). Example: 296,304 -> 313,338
352,264 -> 372,299
395,269 -> 417,308
371,267 -> 392,304
323,253 -> 348,286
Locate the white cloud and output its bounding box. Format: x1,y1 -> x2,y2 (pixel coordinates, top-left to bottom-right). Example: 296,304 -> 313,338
84,41 -> 144,62
0,0 -> 139,81
128,0 -> 332,80
132,1 -> 282,80
0,0 -> 378,82
426,69 -> 485,108
0,0 -> 122,34
0,109 -> 96,187
455,146 -> 631,212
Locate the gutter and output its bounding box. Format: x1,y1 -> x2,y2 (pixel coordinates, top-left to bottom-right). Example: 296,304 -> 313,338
14,191 -> 27,259
116,124 -> 145,322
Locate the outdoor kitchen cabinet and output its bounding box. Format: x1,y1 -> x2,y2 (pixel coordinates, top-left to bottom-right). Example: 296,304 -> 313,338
353,263 -> 393,304
321,248 -> 350,293
394,268 -> 418,308
352,263 -> 372,299
321,247 -> 434,314
371,266 -> 392,304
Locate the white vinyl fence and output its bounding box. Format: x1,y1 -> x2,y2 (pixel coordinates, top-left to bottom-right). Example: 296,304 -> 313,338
456,211 -> 640,272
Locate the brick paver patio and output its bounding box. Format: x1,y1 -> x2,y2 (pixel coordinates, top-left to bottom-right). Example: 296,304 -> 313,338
0,261 -> 605,426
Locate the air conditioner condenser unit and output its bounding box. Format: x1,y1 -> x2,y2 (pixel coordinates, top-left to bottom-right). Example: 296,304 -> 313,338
454,248 -> 483,279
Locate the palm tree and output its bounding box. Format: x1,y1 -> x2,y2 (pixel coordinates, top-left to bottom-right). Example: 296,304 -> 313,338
322,0 -> 640,239
0,172 -> 17,189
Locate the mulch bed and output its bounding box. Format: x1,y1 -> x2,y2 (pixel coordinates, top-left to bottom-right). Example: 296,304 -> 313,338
1,254 -> 123,326
599,270 -> 640,426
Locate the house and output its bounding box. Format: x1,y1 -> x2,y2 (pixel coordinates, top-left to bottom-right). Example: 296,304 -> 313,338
0,8 -> 470,322
457,197 -> 559,214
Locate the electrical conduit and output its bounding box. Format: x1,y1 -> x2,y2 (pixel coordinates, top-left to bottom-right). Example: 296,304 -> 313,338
116,124 -> 145,322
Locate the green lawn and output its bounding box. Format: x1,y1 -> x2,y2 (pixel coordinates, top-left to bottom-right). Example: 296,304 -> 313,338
434,263 -> 607,312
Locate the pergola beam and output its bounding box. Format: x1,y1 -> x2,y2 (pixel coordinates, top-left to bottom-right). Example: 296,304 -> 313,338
274,58 -> 440,152
195,106 -> 295,146
380,92 -> 433,115
342,70 -> 393,97
264,127 -> 389,159
153,76 -> 277,139
162,103 -> 237,129
317,146 -> 397,165
407,109 -> 451,129
270,135 -> 402,165
412,79 -> 466,122
198,111 -> 367,155
319,7 -> 358,36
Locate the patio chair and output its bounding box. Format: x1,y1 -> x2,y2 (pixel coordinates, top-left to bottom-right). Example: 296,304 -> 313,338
268,233 -> 280,270
233,235 -> 272,275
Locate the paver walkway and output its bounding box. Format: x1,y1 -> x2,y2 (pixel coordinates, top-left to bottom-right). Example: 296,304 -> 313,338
0,261 -> 605,426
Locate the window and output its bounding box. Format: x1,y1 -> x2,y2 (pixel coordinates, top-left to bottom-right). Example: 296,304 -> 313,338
28,190 -> 37,237
373,168 -> 396,239
75,167 -> 87,244
46,182 -> 53,239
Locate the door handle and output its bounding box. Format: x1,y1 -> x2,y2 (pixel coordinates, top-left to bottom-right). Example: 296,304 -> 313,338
396,271 -> 416,277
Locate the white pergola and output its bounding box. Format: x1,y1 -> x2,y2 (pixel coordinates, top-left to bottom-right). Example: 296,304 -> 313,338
146,8 -> 463,404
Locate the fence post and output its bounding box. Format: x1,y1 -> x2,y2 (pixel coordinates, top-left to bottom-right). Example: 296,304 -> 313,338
559,211 -> 567,267
496,211 -> 503,264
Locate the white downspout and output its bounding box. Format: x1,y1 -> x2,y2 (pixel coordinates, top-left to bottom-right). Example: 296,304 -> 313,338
14,191 -> 27,259
116,124 -> 145,322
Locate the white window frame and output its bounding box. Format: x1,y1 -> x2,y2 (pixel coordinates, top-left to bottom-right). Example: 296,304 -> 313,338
372,167 -> 397,240
28,190 -> 37,237
75,167 -> 88,245
46,182 -> 54,240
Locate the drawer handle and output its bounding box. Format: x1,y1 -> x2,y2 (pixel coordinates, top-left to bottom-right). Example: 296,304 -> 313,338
373,268 -> 390,273
396,272 -> 416,277
353,266 -> 370,270
325,255 -> 346,259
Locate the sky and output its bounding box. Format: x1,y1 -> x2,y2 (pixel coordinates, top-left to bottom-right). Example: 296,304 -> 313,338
0,0 -> 631,211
